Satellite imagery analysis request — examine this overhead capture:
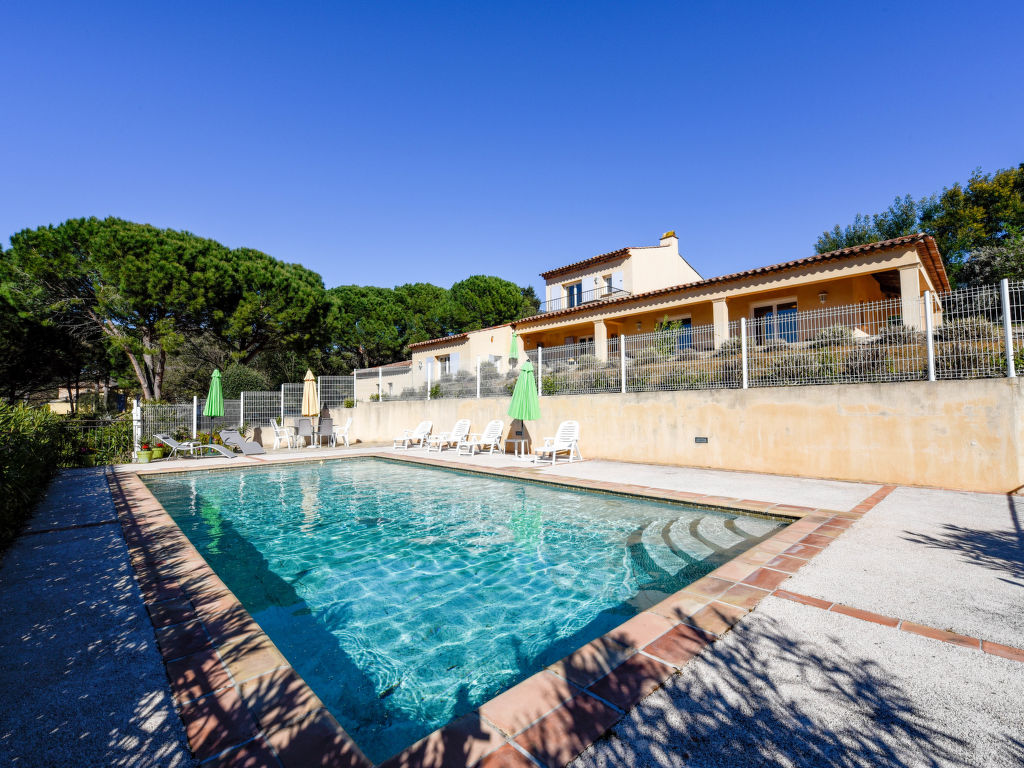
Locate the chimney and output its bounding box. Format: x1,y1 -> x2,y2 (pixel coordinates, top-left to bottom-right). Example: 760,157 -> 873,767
660,230 -> 679,255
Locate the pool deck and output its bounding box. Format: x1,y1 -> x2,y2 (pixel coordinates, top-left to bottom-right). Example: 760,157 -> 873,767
2,447 -> 1022,767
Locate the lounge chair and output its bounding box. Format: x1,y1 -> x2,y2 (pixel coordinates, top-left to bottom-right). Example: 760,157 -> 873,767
333,416 -> 353,448
270,421 -> 295,450
457,419 -> 504,456
533,420 -> 582,465
295,418 -> 314,448
427,419 -> 471,452
317,418 -> 335,448
394,420 -> 432,449
154,433 -> 237,460
221,429 -> 266,456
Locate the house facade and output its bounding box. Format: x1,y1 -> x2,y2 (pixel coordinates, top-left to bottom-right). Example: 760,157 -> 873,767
366,230 -> 948,398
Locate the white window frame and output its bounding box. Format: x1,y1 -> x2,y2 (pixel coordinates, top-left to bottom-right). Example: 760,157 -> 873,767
436,355 -> 451,375
749,296 -> 799,344
563,280 -> 583,308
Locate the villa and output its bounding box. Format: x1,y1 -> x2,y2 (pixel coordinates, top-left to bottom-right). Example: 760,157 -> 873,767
360,231 -> 948,398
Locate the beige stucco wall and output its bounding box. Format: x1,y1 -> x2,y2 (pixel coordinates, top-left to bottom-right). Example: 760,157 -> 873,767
339,378 -> 1024,494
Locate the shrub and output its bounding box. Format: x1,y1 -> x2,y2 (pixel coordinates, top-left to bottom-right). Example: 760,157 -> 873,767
876,324 -> 924,347
221,363 -> 271,399
715,337 -> 743,356
343,398 -> 355,408
0,404 -> 68,551
809,325 -> 854,349
843,344 -> 887,381
934,316 -> 1000,342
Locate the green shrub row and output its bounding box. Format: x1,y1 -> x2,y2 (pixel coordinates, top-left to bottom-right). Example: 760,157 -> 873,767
0,404 -> 68,551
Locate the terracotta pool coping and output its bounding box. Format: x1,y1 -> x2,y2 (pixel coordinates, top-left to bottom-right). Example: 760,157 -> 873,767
108,455 -> 899,767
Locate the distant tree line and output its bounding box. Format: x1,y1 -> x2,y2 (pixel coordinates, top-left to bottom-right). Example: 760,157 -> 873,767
815,163 -> 1024,286
0,217 -> 539,404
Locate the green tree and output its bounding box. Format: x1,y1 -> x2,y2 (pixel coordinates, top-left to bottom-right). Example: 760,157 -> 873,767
393,282 -> 462,343
958,229 -> 1024,285
815,195 -> 922,253
327,285 -> 407,369
220,362 -> 271,398
449,275 -> 535,330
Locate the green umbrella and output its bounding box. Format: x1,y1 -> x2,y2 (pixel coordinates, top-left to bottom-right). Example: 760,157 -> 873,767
507,359 -> 540,421
203,369 -> 224,440
508,331 -> 520,361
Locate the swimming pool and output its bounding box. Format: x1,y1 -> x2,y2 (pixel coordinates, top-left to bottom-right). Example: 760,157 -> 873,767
144,458 -> 785,762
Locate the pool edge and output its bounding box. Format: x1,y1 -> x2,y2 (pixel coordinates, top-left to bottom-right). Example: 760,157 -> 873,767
110,456 -> 882,768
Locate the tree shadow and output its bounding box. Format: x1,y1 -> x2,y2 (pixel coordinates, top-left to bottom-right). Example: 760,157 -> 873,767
899,494 -> 1024,584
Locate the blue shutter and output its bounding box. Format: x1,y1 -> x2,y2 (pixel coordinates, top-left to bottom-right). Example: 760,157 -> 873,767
449,352 -> 460,374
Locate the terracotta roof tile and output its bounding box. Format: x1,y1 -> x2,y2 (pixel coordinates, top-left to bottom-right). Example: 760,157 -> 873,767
539,247 -> 633,280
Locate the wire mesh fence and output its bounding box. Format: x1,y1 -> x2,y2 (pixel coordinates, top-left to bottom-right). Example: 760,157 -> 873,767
198,398 -> 240,433
933,283 -> 1007,379
242,391 -> 283,428
282,383 -> 304,417
319,376 -> 355,408
140,403 -> 195,440
624,323 -> 728,392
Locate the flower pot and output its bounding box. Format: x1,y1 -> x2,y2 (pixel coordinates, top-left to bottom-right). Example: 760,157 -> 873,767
137,450 -> 153,464
151,447 -> 164,460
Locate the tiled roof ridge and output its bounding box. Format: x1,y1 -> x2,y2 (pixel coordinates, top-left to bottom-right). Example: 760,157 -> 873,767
539,247 -> 637,279
407,321 -> 514,350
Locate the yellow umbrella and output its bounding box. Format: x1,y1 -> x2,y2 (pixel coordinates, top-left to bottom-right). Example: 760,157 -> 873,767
301,369 -> 319,418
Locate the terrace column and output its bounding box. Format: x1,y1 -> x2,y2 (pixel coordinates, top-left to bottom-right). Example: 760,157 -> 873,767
899,266 -> 923,329
593,320 -> 608,361
712,299 -> 729,349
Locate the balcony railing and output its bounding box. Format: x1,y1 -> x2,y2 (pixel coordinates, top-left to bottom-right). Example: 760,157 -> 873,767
540,286 -> 631,313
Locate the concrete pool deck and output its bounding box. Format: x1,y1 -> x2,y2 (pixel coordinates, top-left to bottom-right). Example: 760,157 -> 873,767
2,454 -> 1022,767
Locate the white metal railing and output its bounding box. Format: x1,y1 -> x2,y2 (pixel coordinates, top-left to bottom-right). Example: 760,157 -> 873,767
540,286 -> 631,313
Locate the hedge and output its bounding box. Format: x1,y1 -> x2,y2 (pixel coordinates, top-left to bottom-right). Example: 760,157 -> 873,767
0,404 -> 69,552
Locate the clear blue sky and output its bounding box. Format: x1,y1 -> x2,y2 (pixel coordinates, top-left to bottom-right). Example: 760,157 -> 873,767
2,1 -> 1022,296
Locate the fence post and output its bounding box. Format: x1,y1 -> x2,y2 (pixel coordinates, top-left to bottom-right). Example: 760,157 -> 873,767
1002,278 -> 1017,378
279,384 -> 285,423
476,356 -> 481,399
620,334 -> 627,393
924,291 -> 936,382
537,347 -> 543,397
378,367 -> 383,399
426,361 -> 431,400
239,391 -> 245,428
352,372 -> 358,405
192,395 -> 198,438
132,398 -> 142,455
740,318 -> 749,389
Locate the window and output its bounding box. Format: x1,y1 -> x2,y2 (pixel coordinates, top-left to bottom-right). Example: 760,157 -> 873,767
565,281 -> 583,308
753,300 -> 798,344
436,355 -> 451,375
676,318 -> 693,350
602,274 -> 613,296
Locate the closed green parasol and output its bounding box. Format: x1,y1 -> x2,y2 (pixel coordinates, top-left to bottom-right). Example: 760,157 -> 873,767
508,331 -> 519,361
507,359 -> 540,421
203,369 -> 224,439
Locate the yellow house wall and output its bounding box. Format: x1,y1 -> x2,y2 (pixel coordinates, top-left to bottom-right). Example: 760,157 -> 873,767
340,378 -> 1023,494
409,325 -> 517,388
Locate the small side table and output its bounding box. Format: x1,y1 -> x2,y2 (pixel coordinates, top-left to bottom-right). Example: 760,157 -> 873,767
505,438 -> 531,459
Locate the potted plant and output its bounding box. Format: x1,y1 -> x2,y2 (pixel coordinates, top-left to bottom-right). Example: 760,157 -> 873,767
151,441 -> 165,460
137,442 -> 153,463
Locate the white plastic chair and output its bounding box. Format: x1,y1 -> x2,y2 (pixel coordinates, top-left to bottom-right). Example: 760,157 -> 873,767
533,421 -> 582,465
427,419 -> 471,452
457,419 -> 505,455
270,422 -> 294,450
394,420 -> 432,449
333,416 -> 353,447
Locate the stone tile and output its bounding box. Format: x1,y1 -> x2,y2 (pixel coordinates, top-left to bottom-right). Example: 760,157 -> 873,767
266,709 -> 372,768
812,525 -> 843,538
478,670 -> 574,736
206,737 -> 280,768
797,533 -> 835,548
547,636 -> 634,688
737,499 -> 776,512
644,623 -> 715,667
717,583 -> 770,610
829,603 -> 899,628
645,592 -> 708,623
145,596 -> 197,628
982,640 -> 1024,663
476,744 -> 536,768
587,653 -> 675,711
603,611 -> 676,650
685,601 -> 747,635
782,543 -> 824,559
165,647 -> 233,703
178,685 -> 259,761
219,633 -> 290,683
193,588 -> 242,617
205,604 -> 264,646
823,516 -> 854,528
514,693 -> 620,768
683,575 -> 734,600
381,712 -> 505,768
762,554 -> 808,573
240,667 -> 324,731
901,621 -> 980,650
772,589 -> 833,610
755,538 -> 793,554
741,568 -> 791,591
155,618 -> 210,661
707,558 -> 761,582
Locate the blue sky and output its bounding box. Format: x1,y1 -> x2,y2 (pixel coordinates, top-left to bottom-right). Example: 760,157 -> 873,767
2,2 -> 1022,296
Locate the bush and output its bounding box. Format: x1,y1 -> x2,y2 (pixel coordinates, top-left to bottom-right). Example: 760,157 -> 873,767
343,398 -> 355,408
715,337 -> 743,356
0,404 -> 68,551
934,316 -> 1001,342
221,363 -> 271,399
876,324 -> 924,346
810,325 -> 854,349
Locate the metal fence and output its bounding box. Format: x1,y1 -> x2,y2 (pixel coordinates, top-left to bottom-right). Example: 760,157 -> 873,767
356,278 -> 1023,404
319,375 -> 355,408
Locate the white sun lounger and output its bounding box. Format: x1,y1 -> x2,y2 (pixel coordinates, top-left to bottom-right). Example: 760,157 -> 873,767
533,420 -> 582,465
154,433 -> 237,459
394,420 -> 432,449
456,419 -> 504,455
427,419 -> 471,452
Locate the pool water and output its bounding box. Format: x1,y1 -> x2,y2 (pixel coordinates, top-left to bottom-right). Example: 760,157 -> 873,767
145,458 -> 785,762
